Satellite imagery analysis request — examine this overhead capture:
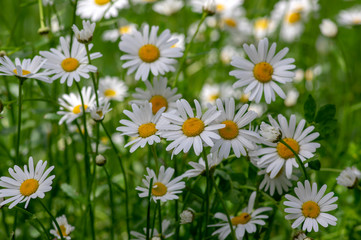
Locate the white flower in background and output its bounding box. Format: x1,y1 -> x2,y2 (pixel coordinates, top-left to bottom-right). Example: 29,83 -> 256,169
230,38 -> 296,104
248,103 -> 266,117
182,153 -> 222,178
157,99 -> 225,156
119,25 -> 183,81
40,37 -> 102,87
253,17 -> 277,39
180,209 -> 195,224
99,76 -> 128,101
72,20 -> 96,44
293,232 -> 309,240
0,157 -> 55,209
130,220 -> 173,239
132,77 -> 181,114
77,0 -> 129,22
153,0 -> 184,16
336,166 -> 361,188
319,19 -> 338,37
90,98 -> 112,122
220,45 -> 238,64
284,180 -> 338,232
50,215 -> 75,240
102,23 -> 137,42
338,7 -> 361,26
211,98 -> 259,159
116,103 -> 164,153
0,56 -> 51,82
294,69 -> 304,83
258,168 -> 298,196
191,0 -> 243,16
259,122 -> 281,143
57,87 -> 96,125
200,83 -> 233,106
169,34 -> 185,50
136,166 -> 185,202
250,114 -> 320,179
284,89 -> 299,107
210,192 -> 272,240
42,0 -> 54,6
202,0 -> 216,15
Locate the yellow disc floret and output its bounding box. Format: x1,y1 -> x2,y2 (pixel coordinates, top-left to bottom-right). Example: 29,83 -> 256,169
61,58 -> 79,72
302,201 -> 320,218
104,89 -> 117,97
13,69 -> 31,76
152,182 -> 167,196
231,213 -> 251,225
254,18 -> 269,30
20,179 -> 39,196
138,123 -> 157,138
150,95 -> 168,114
286,12 -> 301,24
277,138 -> 300,159
72,104 -> 88,114
182,118 -> 205,137
94,0 -> 110,5
218,120 -> 239,140
253,62 -> 274,83
138,44 -> 160,63
224,18 -> 237,28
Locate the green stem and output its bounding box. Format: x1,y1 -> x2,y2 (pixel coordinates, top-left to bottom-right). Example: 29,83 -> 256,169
38,200 -> 65,240
38,0 -> 46,28
70,0 -> 79,47
15,78 -> 24,164
157,201 -> 162,238
202,150 -> 210,238
104,167 -> 115,240
146,178 -> 154,240
151,145 -> 160,174
84,44 -> 99,106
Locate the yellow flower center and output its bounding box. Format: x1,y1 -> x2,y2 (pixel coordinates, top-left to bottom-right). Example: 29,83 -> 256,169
254,18 -> 269,30
72,104 -> 88,114
94,0 -> 110,5
152,182 -> 167,196
104,89 -> 117,97
149,95 -> 168,114
138,44 -> 160,63
61,58 -> 79,72
253,62 -> 274,83
302,201 -> 320,218
138,123 -> 157,138
224,18 -> 237,27
100,136 -> 108,144
231,213 -> 251,225
286,12 -> 301,24
276,138 -> 300,159
119,25 -> 131,35
57,225 -> 68,237
208,94 -> 219,102
13,69 -> 31,76
352,18 -> 361,24
216,4 -> 225,11
240,94 -> 249,103
218,120 -> 239,140
182,118 -> 205,137
20,179 -> 39,196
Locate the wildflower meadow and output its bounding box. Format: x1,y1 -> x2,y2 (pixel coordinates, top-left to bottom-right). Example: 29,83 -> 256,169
1,0 -> 361,239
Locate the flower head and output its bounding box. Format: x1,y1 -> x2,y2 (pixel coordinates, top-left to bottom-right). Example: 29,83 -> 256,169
336,166 -> 361,188
180,209 -> 195,224
259,121 -> 281,143
90,98 -> 112,122
72,20 -> 96,44
99,76 -> 128,101
77,0 -> 129,22
50,215 -> 75,240
182,153 -> 222,179
319,19 -> 338,38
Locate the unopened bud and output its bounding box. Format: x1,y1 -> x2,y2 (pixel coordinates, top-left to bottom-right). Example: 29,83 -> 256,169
0,51 -> 6,57
259,122 -> 281,143
95,154 -> 106,166
38,26 -> 50,35
202,0 -> 216,16
180,209 -> 195,224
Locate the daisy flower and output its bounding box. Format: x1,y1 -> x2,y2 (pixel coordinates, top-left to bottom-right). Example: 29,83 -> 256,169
76,0 -> 129,22
180,209 -> 195,224
338,7 -> 361,26
72,20 -> 96,44
116,102 -> 165,153
284,180 -> 338,232
118,25 -> 183,81
182,153 -> 222,178
50,215 -> 75,240
136,166 -> 185,202
102,23 -> 137,42
0,56 -> 51,82
130,219 -> 173,239
152,0 -> 184,16
40,37 -> 102,87
293,232 -> 309,240
258,168 -> 298,196
57,86 -> 96,125
0,156 -> 55,209
132,77 -> 181,114
99,76 -> 128,101
211,98 -> 259,159
191,0 -> 243,16
157,99 -> 225,156
210,192 -> 272,240
200,83 -> 233,106
250,114 -> 320,179
253,17 -> 277,39
230,38 -> 295,104
336,166 -> 361,188
319,19 -> 338,38
89,98 -> 112,122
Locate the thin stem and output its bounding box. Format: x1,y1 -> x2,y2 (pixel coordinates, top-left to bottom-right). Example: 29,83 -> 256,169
146,178 -> 154,240
15,78 -> 24,164
70,0 -> 79,47
84,44 -> 99,106
38,200 -> 65,240
202,150 -> 210,238
279,139 -> 309,180
151,145 -> 160,173
104,167 -> 115,240
157,201 -> 162,238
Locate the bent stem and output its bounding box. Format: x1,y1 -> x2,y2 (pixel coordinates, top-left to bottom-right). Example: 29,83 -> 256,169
202,150 -> 210,238
279,139 -> 309,180
39,200 -> 65,240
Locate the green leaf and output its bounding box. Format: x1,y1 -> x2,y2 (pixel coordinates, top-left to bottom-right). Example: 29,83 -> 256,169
315,104 -> 336,123
304,94 -> 316,123
308,160 -> 321,171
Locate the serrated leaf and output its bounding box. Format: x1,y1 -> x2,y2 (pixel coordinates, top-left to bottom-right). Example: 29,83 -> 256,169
308,160 -> 321,170
315,104 -> 336,123
304,95 -> 316,123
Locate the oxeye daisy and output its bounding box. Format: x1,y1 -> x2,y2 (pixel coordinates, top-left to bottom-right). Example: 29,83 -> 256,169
182,153 -> 222,179
253,17 -> 277,39
200,83 -> 233,106
130,219 -> 174,239
338,7 -> 361,26
89,98 -> 112,122
132,77 -> 181,114
152,0 -> 184,16
76,0 -> 129,22
0,56 -> 51,82
136,166 -> 185,202
72,20 -> 96,44
336,166 -> 361,188
230,38 -> 295,104
50,215 -> 75,240
211,98 -> 259,159
210,192 -> 272,240
116,102 -> 165,153
250,114 -> 320,179
39,37 -> 102,87
284,180 -> 338,232
0,156 -> 55,209
157,99 -> 225,156
57,86 -> 96,125
258,168 -> 298,196
118,25 -> 183,81
99,76 -> 128,101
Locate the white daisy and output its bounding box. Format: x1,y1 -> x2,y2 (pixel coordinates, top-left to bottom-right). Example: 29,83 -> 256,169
0,56 -> 51,82
250,114 -> 320,179
102,23 -> 137,42
253,17 -> 277,40
136,166 -> 185,202
116,102 -> 165,153
0,156 -> 55,209
152,0 -> 184,16
210,192 -> 272,240
336,166 -> 361,188
319,19 -> 338,38
211,98 -> 259,159
284,89 -> 299,107
132,77 -> 181,115
99,76 -> 128,101
230,38 -> 296,104
338,7 -> 361,26
130,219 -> 173,239
157,99 -> 225,156
180,209 -> 195,224
76,0 -> 129,22
191,0 -> 243,16
57,86 -> 96,125
182,153 -> 222,178
89,97 -> 112,122
200,83 -> 233,106
72,20 -> 96,44
50,215 -> 75,240
118,25 -> 183,81
284,180 -> 338,232
40,37 -> 102,87
293,232 -> 309,240
258,168 -> 298,196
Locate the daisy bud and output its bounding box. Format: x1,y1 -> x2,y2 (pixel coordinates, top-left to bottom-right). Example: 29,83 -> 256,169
202,0 -> 216,15
293,232 -> 313,240
38,26 -> 50,35
95,154 -> 107,166
72,20 -> 96,44
180,209 -> 195,224
319,19 -> 338,38
90,99 -> 112,122
151,237 -> 161,240
336,166 -> 361,189
0,51 -> 6,57
259,122 -> 281,143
